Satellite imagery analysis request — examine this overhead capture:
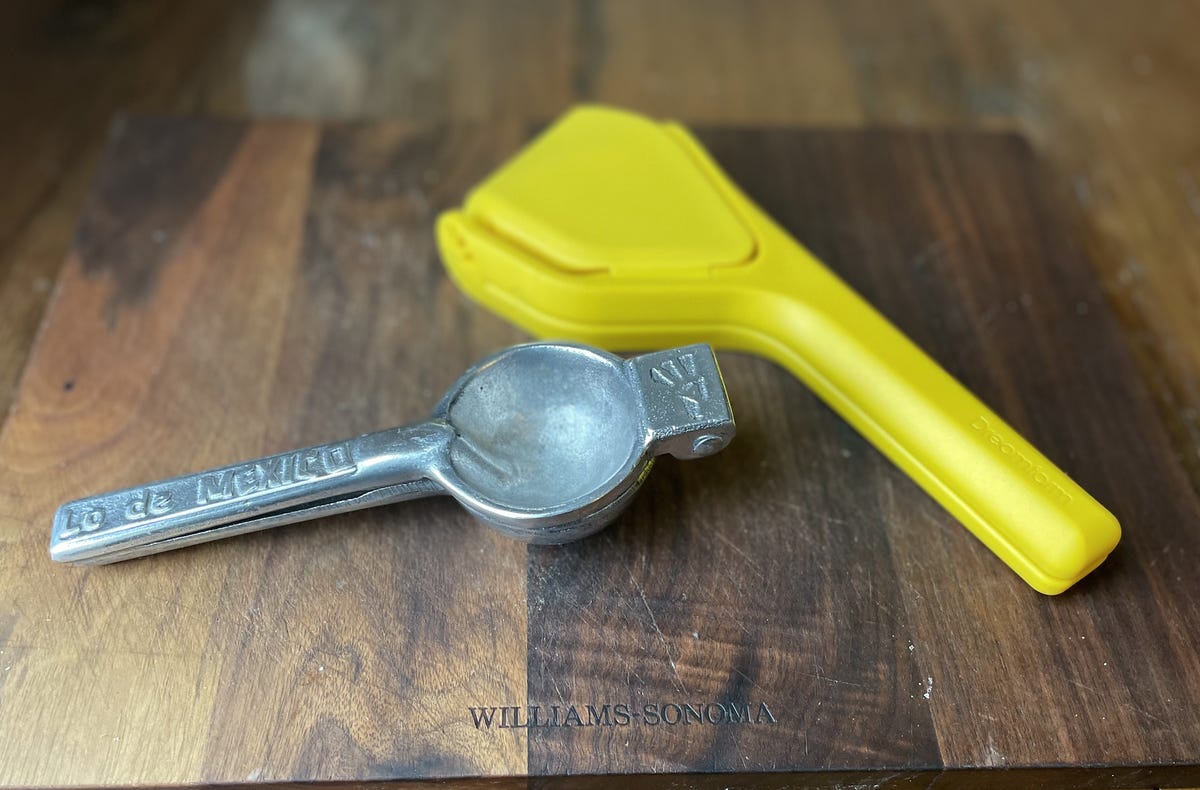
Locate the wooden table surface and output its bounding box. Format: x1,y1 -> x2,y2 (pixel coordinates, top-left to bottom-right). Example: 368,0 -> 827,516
2,116 -> 1199,788
1,2 -> 1198,788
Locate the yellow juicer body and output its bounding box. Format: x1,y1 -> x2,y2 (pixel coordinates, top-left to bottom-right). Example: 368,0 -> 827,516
437,105 -> 1120,595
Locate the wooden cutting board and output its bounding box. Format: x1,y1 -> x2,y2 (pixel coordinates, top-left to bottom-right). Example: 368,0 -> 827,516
0,117 -> 1197,789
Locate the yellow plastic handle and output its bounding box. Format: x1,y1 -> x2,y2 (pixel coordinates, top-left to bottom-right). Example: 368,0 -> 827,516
736,225 -> 1119,595
437,105 -> 1120,594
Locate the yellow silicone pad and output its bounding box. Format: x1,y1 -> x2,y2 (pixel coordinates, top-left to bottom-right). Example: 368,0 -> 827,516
437,105 -> 1120,595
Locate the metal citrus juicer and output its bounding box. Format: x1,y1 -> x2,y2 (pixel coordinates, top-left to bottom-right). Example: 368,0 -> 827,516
51,343 -> 735,564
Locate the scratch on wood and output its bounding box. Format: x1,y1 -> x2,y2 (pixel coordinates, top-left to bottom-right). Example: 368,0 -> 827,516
813,664 -> 865,688
1067,678 -> 1099,695
713,530 -> 762,572
731,666 -> 767,695
636,584 -> 686,694
1068,677 -> 1168,726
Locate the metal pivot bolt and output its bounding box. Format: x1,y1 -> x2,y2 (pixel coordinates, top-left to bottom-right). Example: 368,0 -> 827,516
50,342 -> 735,565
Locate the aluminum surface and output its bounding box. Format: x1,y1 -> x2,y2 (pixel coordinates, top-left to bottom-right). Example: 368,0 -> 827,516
50,342 -> 735,564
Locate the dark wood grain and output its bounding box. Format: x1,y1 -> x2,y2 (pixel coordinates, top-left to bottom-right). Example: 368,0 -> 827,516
196,120 -> 535,783
523,128 -> 1200,782
525,357 -> 941,774
702,129 -> 1200,768
1,119 -> 1198,788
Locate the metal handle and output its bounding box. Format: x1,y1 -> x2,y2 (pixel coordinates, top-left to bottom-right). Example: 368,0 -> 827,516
50,422 -> 454,565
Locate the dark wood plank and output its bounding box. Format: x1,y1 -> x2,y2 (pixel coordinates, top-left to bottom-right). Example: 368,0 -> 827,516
708,127 -> 1200,770
524,352 -> 942,774
520,127 -> 1200,784
0,118 -> 322,784
194,121 -> 535,783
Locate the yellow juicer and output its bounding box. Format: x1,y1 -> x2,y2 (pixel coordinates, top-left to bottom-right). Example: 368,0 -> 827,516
436,105 -> 1120,595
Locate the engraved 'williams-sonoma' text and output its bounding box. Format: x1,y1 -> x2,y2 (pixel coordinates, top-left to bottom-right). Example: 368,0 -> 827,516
469,701 -> 778,730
